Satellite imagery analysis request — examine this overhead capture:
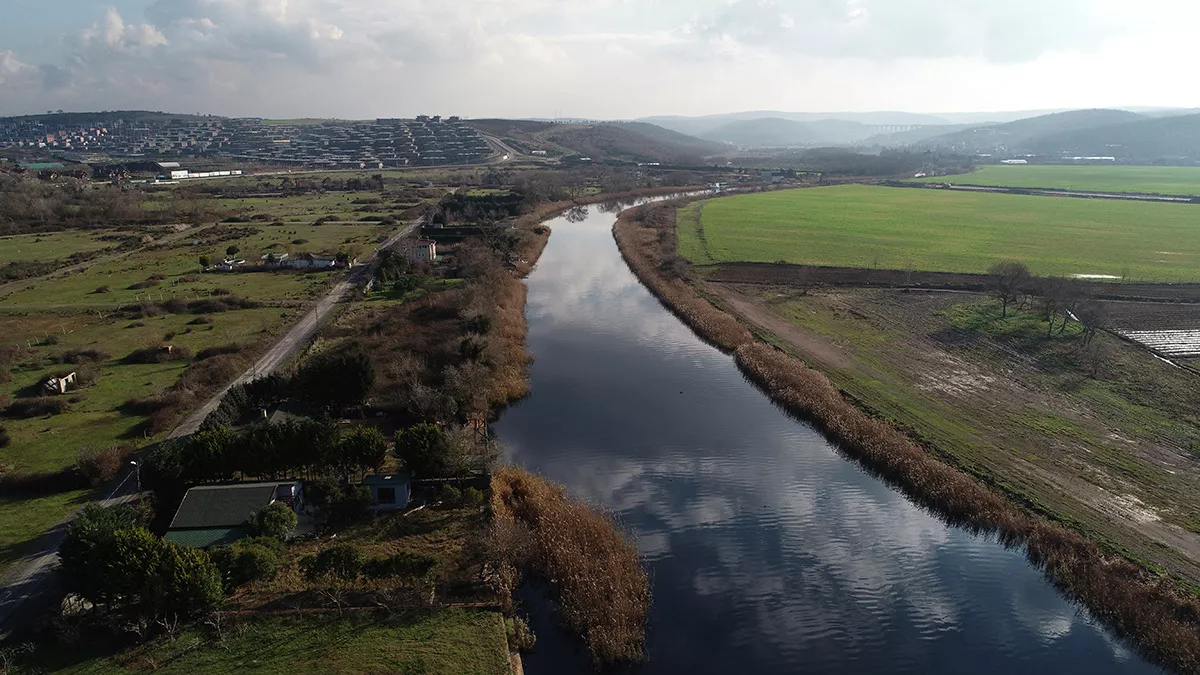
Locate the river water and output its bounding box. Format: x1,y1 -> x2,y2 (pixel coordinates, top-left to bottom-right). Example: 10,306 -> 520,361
493,199 -> 1161,675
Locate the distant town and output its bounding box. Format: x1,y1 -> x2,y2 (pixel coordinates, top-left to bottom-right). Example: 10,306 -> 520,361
0,113 -> 493,168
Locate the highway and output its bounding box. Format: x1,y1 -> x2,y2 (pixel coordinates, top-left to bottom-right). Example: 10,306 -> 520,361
0,218 -> 419,638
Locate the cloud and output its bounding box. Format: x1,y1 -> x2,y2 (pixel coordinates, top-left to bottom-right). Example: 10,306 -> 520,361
683,0 -> 1117,63
1,0 -> 1197,117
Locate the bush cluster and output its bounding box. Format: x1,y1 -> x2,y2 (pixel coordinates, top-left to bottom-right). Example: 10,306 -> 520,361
301,543 -> 437,582
3,397 -> 69,418
209,536 -> 284,592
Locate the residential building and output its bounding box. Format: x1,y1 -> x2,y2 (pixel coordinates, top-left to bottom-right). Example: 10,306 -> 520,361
402,239 -> 437,262
164,482 -> 304,548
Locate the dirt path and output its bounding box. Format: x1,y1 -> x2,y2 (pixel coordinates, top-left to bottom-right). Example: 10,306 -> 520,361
708,284 -> 850,369
0,220 -> 418,638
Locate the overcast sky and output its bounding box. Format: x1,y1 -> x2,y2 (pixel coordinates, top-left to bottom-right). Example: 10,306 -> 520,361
0,0 -> 1195,119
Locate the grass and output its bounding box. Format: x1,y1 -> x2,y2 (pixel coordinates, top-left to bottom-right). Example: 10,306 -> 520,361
0,231 -> 117,263
920,165 -> 1200,196
682,185 -> 1200,280
0,224 -> 385,308
47,609 -> 511,675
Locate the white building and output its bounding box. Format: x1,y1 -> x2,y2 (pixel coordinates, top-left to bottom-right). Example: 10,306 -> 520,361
403,239 -> 437,262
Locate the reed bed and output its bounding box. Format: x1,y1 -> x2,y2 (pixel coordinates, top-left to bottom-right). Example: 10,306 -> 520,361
491,466 -> 649,667
614,199 -> 1200,674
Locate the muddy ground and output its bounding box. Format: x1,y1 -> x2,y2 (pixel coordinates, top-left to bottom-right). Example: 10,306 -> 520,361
708,282 -> 1200,584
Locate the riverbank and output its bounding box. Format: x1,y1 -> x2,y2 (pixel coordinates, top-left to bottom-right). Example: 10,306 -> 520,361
613,198 -> 1200,674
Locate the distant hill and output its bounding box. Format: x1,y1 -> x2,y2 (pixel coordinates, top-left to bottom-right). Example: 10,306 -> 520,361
643,110 -> 950,138
466,119 -> 723,164
544,123 -> 723,164
698,118 -> 819,147
918,109 -> 1147,153
1030,113 -> 1200,161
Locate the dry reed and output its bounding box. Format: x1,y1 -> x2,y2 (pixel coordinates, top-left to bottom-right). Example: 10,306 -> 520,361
613,199 -> 1200,674
491,466 -> 649,667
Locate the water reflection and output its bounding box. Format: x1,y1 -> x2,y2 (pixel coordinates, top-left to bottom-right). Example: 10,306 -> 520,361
494,202 -> 1159,675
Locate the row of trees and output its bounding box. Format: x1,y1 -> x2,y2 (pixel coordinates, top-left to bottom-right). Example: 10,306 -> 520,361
146,421 -> 388,489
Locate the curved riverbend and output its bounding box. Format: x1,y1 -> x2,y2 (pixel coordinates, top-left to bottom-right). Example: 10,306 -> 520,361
494,199 -> 1161,674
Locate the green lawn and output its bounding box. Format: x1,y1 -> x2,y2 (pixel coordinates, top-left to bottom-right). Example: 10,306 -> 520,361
0,231 -> 117,263
682,185 -> 1200,280
918,165 -> 1200,196
47,610 -> 511,675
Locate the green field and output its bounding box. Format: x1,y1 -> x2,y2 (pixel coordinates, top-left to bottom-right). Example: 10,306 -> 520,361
0,224 -> 385,308
45,610 -> 511,674
0,232 -> 117,263
681,185 -> 1200,279
917,165 -> 1200,196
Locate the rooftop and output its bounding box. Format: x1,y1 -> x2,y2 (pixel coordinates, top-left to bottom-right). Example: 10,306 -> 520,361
168,482 -> 295,530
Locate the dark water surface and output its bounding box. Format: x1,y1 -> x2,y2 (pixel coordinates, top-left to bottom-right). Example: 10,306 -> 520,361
493,200 -> 1161,675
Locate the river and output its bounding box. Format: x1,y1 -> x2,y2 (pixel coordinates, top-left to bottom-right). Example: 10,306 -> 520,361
493,199 -> 1161,674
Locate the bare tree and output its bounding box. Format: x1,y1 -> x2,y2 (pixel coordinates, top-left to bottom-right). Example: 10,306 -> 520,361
988,261 -> 1032,318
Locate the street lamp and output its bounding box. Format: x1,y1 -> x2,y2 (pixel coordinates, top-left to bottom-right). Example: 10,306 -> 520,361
130,460 -> 140,492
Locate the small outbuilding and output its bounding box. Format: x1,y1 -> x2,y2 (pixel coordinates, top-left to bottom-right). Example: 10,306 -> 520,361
363,474 -> 411,511
41,372 -> 77,395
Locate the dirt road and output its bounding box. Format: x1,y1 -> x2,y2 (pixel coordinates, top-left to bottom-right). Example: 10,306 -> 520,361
0,220 -> 417,638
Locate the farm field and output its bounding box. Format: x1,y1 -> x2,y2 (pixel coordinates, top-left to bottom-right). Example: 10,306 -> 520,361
47,609 -> 511,675
681,185 -> 1200,280
917,165 -> 1200,196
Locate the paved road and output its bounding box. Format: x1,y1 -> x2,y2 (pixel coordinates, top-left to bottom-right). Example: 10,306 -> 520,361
0,220 -> 418,638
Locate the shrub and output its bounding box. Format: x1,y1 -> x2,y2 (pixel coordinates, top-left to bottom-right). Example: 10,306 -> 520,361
4,397 -> 69,418
249,502 -> 298,541
76,445 -> 132,487
439,484 -> 462,505
305,543 -> 365,581
210,539 -> 282,591
363,551 -> 438,580
506,615 -> 537,651
128,279 -> 161,290
0,425 -> 8,449
195,343 -> 243,361
40,335 -> 60,346
188,316 -> 215,325
55,348 -> 109,364
461,487 -> 485,508
94,285 -> 111,294
124,345 -> 193,364
465,315 -> 492,335
306,477 -> 371,525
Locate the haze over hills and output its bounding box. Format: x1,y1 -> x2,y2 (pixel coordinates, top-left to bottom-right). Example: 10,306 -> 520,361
914,109 -> 1148,154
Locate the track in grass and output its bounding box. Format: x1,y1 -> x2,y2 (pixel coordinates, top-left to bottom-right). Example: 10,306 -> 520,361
917,165 -> 1200,196
682,185 -> 1200,280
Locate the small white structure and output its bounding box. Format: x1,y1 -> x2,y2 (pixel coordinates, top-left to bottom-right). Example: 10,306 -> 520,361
403,239 -> 437,262
262,252 -> 290,267
1001,159 -> 1029,165
42,372 -> 77,395
284,255 -> 338,269
530,150 -> 548,156
170,169 -> 189,179
217,258 -> 246,272
363,474 -> 411,511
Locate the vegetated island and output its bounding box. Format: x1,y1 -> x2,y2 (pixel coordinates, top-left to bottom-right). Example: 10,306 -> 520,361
614,187 -> 1200,674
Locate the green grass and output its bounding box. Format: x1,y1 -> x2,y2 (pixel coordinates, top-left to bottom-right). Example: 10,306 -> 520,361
0,224 -> 386,308
47,610 -> 511,675
0,231 -> 117,263
0,490 -> 90,563
919,165 -> 1200,196
684,185 -> 1200,280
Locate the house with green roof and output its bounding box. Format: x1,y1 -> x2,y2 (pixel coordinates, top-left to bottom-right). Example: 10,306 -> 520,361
164,481 -> 304,548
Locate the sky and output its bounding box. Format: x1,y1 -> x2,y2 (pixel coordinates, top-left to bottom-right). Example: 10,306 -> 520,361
0,0 -> 1197,120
